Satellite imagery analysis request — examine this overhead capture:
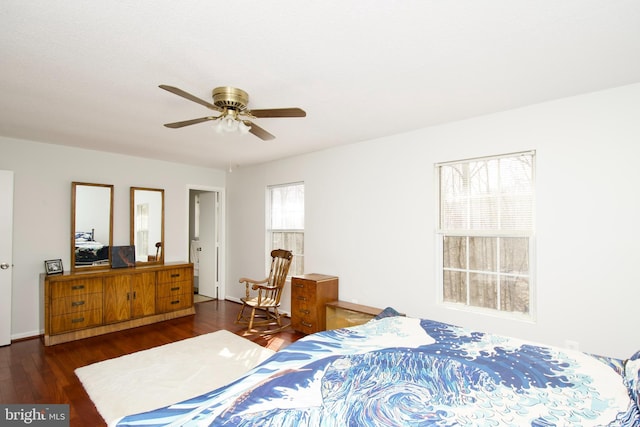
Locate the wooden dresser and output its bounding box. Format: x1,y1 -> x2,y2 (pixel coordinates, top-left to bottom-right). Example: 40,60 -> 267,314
41,262 -> 194,346
290,274 -> 338,334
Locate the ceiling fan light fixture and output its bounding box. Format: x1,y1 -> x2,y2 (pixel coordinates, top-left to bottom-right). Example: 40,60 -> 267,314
214,111 -> 251,136
214,118 -> 225,134
238,120 -> 251,135
222,115 -> 238,132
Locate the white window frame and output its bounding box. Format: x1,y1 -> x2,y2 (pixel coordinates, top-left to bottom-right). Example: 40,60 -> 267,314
435,151 -> 536,321
266,182 -> 304,277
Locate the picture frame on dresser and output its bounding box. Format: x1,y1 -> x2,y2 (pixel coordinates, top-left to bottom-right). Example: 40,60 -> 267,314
111,245 -> 135,268
44,259 -> 63,275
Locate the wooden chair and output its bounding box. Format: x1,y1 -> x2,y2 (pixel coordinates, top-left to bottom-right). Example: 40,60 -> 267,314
236,249 -> 293,333
148,242 -> 162,262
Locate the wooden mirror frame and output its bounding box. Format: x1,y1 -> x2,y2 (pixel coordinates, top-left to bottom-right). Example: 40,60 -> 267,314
130,187 -> 165,265
71,182 -> 114,272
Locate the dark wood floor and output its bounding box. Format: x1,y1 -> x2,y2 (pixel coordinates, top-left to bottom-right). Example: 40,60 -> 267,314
0,299 -> 305,426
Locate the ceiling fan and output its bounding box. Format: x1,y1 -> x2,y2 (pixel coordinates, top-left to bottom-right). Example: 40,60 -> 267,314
159,85 -> 306,141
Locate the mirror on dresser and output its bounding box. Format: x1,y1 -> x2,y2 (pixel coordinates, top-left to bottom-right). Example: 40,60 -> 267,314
130,187 -> 164,265
71,182 -> 114,272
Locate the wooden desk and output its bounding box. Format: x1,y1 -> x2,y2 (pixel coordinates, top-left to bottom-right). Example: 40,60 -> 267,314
325,300 -> 382,330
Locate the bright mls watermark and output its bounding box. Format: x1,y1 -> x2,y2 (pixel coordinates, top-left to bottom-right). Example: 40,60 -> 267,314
0,405 -> 69,426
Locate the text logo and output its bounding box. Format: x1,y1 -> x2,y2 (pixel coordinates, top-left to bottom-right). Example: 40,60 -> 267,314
1,405 -> 69,426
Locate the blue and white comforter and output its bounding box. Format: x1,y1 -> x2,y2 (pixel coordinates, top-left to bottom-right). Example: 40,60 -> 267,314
115,315 -> 640,426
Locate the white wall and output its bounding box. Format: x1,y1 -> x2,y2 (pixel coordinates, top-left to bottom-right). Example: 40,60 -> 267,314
0,137 -> 225,339
227,83 -> 640,359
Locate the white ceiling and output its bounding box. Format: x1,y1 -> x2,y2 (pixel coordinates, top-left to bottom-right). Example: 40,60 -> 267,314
1,1 -> 639,170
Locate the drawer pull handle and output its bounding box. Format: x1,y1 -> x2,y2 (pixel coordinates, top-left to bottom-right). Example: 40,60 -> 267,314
300,309 -> 310,315
170,300 -> 180,305
294,283 -> 304,288
171,286 -> 180,291
71,285 -> 85,290
171,273 -> 181,278
301,321 -> 313,328
297,296 -> 307,301
71,317 -> 85,324
71,300 -> 85,307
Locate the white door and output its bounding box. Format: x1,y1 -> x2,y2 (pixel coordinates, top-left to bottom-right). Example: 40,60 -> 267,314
197,191 -> 219,299
0,170 -> 14,346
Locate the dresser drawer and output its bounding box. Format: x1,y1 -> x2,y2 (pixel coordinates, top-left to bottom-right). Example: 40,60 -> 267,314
292,280 -> 316,298
292,289 -> 318,307
291,317 -> 317,335
156,277 -> 192,313
292,298 -> 317,315
51,278 -> 103,299
291,301 -> 319,333
157,281 -> 191,299
50,293 -> 103,316
50,309 -> 103,334
157,268 -> 191,285
157,294 -> 192,313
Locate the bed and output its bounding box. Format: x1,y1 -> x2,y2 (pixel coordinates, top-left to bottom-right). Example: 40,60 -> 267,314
113,309 -> 640,426
75,230 -> 109,266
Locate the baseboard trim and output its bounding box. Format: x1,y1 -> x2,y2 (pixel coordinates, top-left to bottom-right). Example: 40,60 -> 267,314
10,329 -> 41,342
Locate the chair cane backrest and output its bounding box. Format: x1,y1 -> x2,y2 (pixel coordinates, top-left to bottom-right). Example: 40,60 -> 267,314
267,249 -> 293,304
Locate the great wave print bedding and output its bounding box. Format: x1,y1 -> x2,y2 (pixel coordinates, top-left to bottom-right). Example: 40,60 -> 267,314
114,314 -> 640,426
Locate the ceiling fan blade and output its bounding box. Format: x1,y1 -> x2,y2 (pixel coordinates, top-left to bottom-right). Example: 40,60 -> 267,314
159,85 -> 220,111
163,116 -> 218,128
245,121 -> 275,140
248,108 -> 306,118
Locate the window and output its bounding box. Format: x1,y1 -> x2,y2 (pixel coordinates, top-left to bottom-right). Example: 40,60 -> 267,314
437,151 -> 535,317
267,182 -> 304,276
135,203 -> 149,260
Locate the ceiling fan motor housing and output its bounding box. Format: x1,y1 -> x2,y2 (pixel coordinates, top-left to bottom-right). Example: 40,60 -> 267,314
212,87 -> 249,110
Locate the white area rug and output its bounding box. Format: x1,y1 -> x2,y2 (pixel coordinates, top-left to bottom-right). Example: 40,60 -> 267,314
75,330 -> 275,426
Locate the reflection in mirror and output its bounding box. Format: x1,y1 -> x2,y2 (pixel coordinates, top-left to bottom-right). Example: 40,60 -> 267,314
71,182 -> 113,271
130,187 -> 164,265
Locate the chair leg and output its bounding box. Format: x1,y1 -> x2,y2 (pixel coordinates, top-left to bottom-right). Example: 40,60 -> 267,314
238,304 -> 289,334
273,308 -> 282,326
236,303 -> 247,323
248,307 -> 257,331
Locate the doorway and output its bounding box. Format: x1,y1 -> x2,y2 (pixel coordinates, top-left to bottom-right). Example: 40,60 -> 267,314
188,187 -> 224,301
0,170 -> 14,346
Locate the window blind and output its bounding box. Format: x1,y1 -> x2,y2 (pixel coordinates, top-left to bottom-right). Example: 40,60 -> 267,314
438,151 -> 534,234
